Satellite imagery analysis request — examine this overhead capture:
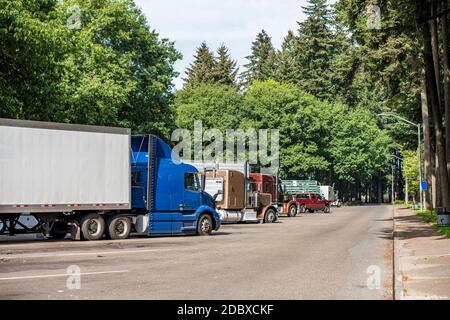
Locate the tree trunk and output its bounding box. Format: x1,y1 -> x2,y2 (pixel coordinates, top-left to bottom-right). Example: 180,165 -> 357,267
420,64 -> 433,210
431,142 -> 437,209
378,173 -> 383,203
420,15 -> 450,210
442,0 -> 450,181
431,2 -> 441,103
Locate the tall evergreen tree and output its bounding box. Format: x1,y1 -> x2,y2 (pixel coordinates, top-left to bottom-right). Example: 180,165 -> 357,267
213,44 -> 238,85
275,30 -> 297,82
327,5 -> 355,104
240,30 -> 276,87
293,0 -> 334,100
183,42 -> 216,87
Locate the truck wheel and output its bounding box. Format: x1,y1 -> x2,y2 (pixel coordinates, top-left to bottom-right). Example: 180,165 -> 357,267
288,205 -> 297,217
0,219 -> 5,235
300,205 -> 306,213
197,214 -> 213,236
324,206 -> 331,213
308,209 -> 314,213
80,213 -> 105,241
264,209 -> 277,223
105,216 -> 131,240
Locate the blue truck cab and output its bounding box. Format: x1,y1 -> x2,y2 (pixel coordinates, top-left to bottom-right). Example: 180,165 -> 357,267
130,135 -> 221,235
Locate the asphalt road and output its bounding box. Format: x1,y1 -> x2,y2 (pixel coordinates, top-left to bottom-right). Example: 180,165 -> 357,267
0,205 -> 393,300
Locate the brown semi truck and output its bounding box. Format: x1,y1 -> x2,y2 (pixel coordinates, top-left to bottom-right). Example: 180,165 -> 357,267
187,161 -> 278,223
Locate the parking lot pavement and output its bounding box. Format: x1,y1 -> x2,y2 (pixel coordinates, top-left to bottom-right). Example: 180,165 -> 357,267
0,205 -> 393,300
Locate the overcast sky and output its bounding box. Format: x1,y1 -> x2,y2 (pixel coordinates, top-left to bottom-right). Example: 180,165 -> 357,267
133,0 -> 333,89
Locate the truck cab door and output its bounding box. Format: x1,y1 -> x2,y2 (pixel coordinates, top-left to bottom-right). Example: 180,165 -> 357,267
172,172 -> 202,233
182,172 -> 202,210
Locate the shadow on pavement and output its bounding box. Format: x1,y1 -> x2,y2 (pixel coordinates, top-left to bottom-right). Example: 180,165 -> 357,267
394,213 -> 448,241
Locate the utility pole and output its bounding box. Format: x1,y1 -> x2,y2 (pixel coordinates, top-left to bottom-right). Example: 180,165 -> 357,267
378,113 -> 423,211
391,163 -> 395,203
405,176 -> 409,204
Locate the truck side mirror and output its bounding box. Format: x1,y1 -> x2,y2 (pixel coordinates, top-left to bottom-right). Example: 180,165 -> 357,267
212,190 -> 223,201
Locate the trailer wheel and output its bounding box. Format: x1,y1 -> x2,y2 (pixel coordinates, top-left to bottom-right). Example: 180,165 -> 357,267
105,216 -> 131,240
197,214 -> 213,236
0,219 -> 5,234
264,209 -> 277,223
323,206 -> 331,214
288,205 -> 297,217
80,213 -> 105,241
299,205 -> 306,213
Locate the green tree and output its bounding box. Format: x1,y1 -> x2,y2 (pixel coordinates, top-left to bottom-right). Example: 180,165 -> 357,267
174,84 -> 244,131
0,0 -> 69,120
183,42 -> 216,87
0,0 -> 181,139
292,0 -> 334,100
402,149 -> 419,201
213,44 -> 238,86
240,30 -> 276,87
242,80 -> 331,178
329,107 -> 391,189
274,30 -> 297,83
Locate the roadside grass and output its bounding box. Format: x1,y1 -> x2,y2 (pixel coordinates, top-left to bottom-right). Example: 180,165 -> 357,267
416,210 -> 450,238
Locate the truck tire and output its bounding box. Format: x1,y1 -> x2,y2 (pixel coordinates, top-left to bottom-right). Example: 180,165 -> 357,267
105,216 -> 131,240
264,208 -> 277,223
299,205 -> 306,213
323,206 -> 331,213
197,214 -> 213,236
288,205 -> 297,217
80,213 -> 105,241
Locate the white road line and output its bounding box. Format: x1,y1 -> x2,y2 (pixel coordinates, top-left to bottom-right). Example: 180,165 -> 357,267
0,270 -> 129,281
0,248 -> 169,260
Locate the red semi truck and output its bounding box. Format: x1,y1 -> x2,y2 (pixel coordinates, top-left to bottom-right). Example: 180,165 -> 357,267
249,173 -> 298,217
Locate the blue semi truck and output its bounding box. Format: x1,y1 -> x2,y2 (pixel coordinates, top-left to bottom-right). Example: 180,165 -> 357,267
0,119 -> 221,240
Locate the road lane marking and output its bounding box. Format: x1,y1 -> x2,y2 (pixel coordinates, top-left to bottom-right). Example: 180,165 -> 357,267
0,270 -> 129,281
0,248 -> 170,260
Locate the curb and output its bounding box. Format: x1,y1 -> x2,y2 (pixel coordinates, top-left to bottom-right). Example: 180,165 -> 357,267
393,205 -> 404,300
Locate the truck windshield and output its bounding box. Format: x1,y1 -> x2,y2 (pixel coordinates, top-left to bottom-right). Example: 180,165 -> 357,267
185,173 -> 201,191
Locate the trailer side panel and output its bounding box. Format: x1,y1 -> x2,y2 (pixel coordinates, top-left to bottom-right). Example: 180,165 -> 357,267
0,119 -> 130,213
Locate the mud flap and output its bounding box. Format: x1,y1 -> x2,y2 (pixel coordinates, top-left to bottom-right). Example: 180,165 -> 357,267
69,220 -> 81,240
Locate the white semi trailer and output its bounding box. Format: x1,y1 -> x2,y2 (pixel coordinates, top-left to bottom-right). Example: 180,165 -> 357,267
0,118 -> 131,238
